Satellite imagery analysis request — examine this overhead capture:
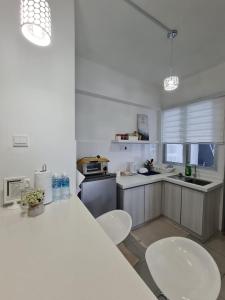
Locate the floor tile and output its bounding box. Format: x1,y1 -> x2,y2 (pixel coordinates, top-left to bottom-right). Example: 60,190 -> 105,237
206,247 -> 225,277
187,233 -> 225,277
206,233 -> 225,258
123,234 -> 146,263
186,234 -> 206,247
219,276 -> 225,299
131,217 -> 189,248
126,219 -> 225,300
134,261 -> 161,297
124,234 -> 161,297
158,295 -> 167,300
118,243 -> 139,267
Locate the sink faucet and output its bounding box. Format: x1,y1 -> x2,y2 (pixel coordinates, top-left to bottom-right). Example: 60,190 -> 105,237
193,165 -> 197,178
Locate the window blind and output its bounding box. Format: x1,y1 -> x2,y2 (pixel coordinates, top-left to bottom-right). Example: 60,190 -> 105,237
161,107 -> 185,143
186,99 -> 225,143
162,98 -> 225,144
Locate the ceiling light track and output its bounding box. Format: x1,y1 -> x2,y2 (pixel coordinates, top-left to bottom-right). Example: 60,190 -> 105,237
124,0 -> 174,35
124,0 -> 179,92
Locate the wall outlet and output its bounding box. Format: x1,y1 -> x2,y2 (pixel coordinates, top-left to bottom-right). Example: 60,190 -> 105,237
120,145 -> 129,151
12,135 -> 29,148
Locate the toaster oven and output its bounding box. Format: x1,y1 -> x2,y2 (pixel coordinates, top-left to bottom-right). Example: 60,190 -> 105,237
77,156 -> 109,175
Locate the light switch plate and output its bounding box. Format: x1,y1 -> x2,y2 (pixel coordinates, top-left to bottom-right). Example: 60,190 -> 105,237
12,135 -> 29,148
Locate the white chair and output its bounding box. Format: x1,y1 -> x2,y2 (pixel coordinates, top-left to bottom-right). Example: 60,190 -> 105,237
96,210 -> 132,245
145,237 -> 221,300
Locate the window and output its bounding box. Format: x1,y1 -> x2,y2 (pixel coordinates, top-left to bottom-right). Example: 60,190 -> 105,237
163,143 -> 216,169
161,98 -> 225,144
187,144 -> 216,168
164,144 -> 184,164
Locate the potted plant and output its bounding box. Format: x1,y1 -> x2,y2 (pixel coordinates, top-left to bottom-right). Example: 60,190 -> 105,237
21,190 -> 45,217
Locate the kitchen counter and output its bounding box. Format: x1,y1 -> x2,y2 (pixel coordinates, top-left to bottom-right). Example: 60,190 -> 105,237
117,173 -> 223,192
0,198 -> 157,300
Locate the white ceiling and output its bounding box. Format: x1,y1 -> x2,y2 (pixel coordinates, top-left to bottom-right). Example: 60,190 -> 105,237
76,0 -> 225,87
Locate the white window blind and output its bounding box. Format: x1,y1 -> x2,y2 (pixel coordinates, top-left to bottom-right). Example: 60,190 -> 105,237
161,107 -> 185,143
162,98 -> 225,144
186,99 -> 225,143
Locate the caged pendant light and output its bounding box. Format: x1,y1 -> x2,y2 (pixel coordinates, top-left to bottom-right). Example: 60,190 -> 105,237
20,0 -> 51,47
163,30 -> 179,92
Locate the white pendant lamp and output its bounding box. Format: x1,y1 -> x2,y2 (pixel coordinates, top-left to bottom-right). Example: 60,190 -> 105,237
123,1 -> 179,92
164,75 -> 179,92
164,30 -> 179,92
20,0 -> 51,47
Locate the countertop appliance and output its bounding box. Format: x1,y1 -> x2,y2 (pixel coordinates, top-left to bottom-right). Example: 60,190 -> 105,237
80,173 -> 117,218
77,155 -> 109,176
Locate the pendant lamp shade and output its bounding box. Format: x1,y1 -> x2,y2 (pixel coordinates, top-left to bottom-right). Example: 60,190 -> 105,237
163,30 -> 179,92
164,75 -> 179,91
20,0 -> 51,46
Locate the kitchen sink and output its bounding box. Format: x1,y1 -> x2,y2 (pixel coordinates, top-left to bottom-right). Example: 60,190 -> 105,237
170,175 -> 211,186
139,171 -> 160,176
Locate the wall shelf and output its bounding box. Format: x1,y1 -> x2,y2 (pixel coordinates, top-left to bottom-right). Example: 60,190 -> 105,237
111,140 -> 151,144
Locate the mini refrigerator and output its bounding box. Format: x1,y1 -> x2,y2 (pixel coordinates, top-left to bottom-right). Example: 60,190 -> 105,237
80,173 -> 117,218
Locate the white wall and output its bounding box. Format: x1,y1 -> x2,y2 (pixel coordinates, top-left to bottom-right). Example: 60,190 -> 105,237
76,57 -> 161,109
0,0 -> 76,201
162,61 -> 225,109
76,93 -> 158,172
76,58 -> 161,172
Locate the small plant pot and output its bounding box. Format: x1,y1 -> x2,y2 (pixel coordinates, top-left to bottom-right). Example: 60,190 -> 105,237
28,203 -> 45,217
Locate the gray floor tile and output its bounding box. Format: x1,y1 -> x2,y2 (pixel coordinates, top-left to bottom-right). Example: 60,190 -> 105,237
134,261 -> 161,297
123,234 -> 146,263
206,233 -> 225,258
187,234 -> 206,247
158,295 -> 167,300
124,234 -> 161,297
131,217 -> 189,248
219,276 -> 225,299
206,247 -> 225,277
126,219 -> 225,299
187,234 -> 225,277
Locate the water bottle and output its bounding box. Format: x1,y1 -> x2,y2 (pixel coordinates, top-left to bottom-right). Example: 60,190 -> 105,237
52,174 -> 62,201
61,173 -> 70,200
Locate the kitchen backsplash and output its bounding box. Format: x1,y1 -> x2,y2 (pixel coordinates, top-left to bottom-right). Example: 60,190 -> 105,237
76,140 -> 158,173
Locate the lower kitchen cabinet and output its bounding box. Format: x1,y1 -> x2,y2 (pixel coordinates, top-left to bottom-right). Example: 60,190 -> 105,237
118,180 -> 221,239
118,186 -> 145,228
145,182 -> 162,222
162,182 -> 182,224
181,188 -> 204,235
118,183 -> 161,228
181,187 -> 220,240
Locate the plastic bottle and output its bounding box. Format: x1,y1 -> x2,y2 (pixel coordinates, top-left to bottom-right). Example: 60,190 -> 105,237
52,174 -> 62,201
61,173 -> 70,200
185,165 -> 192,176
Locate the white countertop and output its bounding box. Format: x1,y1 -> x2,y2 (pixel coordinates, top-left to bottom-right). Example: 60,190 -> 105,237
117,173 -> 223,192
0,198 -> 157,300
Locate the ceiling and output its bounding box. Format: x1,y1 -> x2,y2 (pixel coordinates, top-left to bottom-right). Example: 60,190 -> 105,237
76,0 -> 225,88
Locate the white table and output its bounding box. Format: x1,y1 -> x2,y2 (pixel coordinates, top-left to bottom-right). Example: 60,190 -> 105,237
0,198 -> 157,300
